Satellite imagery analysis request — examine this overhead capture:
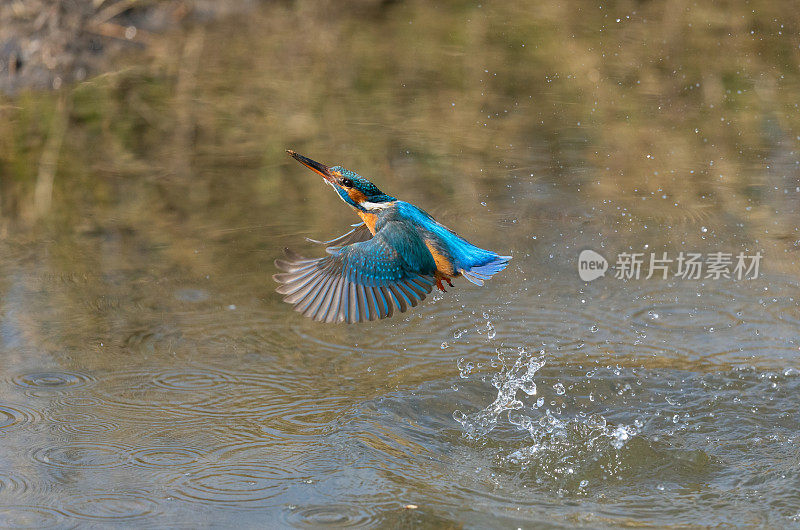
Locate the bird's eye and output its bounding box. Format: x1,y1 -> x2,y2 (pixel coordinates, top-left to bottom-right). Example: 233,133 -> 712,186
339,178 -> 353,187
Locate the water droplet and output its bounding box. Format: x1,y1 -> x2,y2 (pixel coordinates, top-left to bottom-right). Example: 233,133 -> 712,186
610,424 -> 633,449
586,414 -> 606,429
457,358 -> 475,378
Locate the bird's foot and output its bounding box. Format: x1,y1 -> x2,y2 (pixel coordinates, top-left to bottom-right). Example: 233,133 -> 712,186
436,277 -> 454,292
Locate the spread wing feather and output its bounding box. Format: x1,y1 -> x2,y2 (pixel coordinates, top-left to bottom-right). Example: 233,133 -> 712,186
274,223 -> 436,323
305,222 -> 373,249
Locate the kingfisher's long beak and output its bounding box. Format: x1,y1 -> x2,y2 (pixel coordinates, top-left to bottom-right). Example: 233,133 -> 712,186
286,150 -> 335,183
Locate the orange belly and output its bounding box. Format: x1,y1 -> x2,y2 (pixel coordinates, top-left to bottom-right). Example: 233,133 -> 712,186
425,240 -> 454,277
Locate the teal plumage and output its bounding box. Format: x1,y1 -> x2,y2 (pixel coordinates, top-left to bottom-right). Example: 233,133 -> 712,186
274,151 -> 511,323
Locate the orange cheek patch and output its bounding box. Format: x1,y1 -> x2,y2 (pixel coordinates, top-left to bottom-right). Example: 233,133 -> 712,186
347,189 -> 367,204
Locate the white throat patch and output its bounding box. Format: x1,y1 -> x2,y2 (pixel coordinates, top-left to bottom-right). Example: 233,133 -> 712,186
361,201 -> 392,211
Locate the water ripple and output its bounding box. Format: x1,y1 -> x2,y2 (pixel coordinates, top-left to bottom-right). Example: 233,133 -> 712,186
152,368 -> 234,391
131,446 -> 205,468
0,473 -> 32,496
92,368 -> 314,423
0,403 -> 41,432
90,369 -> 230,422
123,325 -> 184,354
51,395 -> 103,408
284,504 -> 376,528
631,304 -> 740,332
169,464 -> 298,507
61,492 -> 160,521
10,371 -> 95,396
31,443 -> 131,469
45,410 -> 119,436
0,506 -> 66,528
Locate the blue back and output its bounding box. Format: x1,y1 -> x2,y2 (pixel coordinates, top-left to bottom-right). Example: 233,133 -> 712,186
388,201 -> 501,271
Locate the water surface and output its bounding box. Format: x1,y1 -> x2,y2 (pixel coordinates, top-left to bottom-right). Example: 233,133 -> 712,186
1,1 -> 800,527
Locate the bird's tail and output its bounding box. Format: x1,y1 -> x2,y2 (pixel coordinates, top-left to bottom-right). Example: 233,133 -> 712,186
460,254 -> 512,286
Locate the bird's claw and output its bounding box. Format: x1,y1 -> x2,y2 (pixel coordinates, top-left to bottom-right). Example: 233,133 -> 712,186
436,277 -> 454,292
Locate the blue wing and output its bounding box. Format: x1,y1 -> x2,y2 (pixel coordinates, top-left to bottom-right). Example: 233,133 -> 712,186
274,222 -> 437,323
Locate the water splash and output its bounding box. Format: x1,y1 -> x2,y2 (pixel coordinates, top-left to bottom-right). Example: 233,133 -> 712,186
453,347 -> 544,438
453,347 -> 641,490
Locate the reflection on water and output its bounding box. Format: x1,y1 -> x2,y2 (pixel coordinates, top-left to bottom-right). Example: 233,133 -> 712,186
1,0 -> 800,526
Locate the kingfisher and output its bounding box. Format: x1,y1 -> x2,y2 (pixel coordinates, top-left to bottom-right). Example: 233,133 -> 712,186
274,150 -> 511,323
